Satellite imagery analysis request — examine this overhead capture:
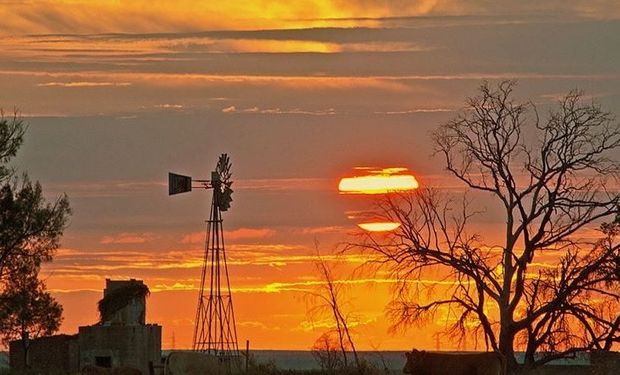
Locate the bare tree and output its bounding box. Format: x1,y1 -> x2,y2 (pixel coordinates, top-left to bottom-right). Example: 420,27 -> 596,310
354,81 -> 620,373
307,247 -> 361,373
311,331 -> 345,374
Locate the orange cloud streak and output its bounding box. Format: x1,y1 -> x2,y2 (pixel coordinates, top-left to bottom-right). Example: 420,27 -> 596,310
0,1 -> 458,35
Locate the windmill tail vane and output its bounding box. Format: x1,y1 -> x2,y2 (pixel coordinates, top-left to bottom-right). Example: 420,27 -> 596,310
168,154 -> 240,361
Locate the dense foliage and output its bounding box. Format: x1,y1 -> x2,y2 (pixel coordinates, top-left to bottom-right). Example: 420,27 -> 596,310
0,261 -> 63,345
0,111 -> 70,359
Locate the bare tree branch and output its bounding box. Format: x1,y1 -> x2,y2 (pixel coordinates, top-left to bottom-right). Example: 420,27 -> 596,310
352,81 -> 620,373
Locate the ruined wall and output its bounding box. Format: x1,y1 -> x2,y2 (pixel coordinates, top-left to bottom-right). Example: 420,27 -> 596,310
590,351 -> 620,375
527,365 -> 590,375
79,324 -> 161,374
521,351 -> 620,375
9,279 -> 161,374
9,334 -> 79,373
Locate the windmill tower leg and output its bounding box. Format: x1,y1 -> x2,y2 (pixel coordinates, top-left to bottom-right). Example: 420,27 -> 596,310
193,191 -> 240,364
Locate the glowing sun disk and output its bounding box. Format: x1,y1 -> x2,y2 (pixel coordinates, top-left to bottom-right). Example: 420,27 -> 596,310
338,174 -> 418,194
358,222 -> 401,232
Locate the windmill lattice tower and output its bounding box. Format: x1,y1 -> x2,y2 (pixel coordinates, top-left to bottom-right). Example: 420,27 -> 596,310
168,154 -> 240,359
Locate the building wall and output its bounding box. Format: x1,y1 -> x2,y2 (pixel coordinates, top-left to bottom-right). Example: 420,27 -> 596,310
514,351 -> 620,375
9,279 -> 161,374
527,365 -> 591,375
79,324 -> 161,374
591,351 -> 620,375
9,334 -> 79,373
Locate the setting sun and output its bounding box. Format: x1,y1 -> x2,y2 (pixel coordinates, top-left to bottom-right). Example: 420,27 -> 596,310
338,169 -> 419,194
357,222 -> 401,232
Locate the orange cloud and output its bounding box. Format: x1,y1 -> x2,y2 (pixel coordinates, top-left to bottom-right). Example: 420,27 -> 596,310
222,106 -> 337,116
227,228 -> 277,240
37,82 -> 132,88
100,232 -> 158,244
0,1 -> 446,35
181,227 -> 276,244
151,282 -> 196,292
234,178 -> 333,192
296,226 -> 348,235
1,69 -> 409,92
3,1 -> 619,36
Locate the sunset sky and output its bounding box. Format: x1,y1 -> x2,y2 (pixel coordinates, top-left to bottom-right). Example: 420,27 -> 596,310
2,0 -> 620,351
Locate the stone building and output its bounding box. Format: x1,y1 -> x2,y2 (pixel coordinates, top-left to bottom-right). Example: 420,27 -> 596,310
9,279 -> 162,374
9,334 -> 79,372
78,279 -> 161,373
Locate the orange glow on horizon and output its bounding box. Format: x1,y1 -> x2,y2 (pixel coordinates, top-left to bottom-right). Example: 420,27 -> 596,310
358,222 -> 401,232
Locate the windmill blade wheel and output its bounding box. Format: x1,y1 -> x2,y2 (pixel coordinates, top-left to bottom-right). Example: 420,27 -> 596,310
216,154 -> 233,211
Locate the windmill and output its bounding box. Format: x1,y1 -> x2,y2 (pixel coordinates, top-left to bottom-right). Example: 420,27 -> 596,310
168,154 -> 240,360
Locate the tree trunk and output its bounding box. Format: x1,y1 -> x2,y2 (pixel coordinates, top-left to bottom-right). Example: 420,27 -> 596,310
22,341 -> 29,369
499,324 -> 518,374
21,328 -> 29,369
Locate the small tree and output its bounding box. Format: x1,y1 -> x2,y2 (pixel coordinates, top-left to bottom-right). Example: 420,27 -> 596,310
306,248 -> 361,373
0,260 -> 63,367
355,81 -> 620,373
311,331 -> 345,374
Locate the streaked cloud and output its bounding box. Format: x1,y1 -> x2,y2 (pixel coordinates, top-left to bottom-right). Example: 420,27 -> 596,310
374,108 -> 454,114
295,226 -> 348,235
235,178 -> 333,192
1,1 -> 619,35
181,228 -> 276,244
222,105 -> 337,116
146,276 -> 467,294
150,282 -> 196,292
100,232 -> 159,244
153,103 -> 185,110
37,81 -> 132,88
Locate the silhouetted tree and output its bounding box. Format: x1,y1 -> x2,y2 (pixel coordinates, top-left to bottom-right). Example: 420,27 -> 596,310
355,81 -> 620,373
0,260 -> 63,366
311,331 -> 345,374
0,111 -> 70,280
307,248 -> 361,373
0,110 -> 70,362
0,177 -> 70,281
0,110 -> 25,182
